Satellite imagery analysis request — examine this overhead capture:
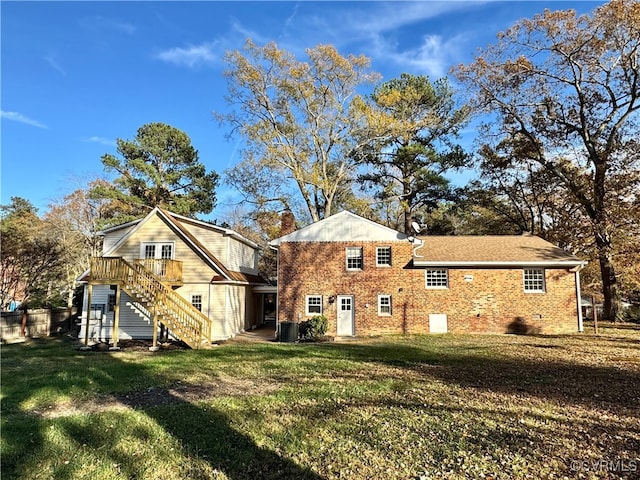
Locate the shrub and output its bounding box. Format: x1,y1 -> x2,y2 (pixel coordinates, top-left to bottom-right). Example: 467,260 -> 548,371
298,315 -> 328,340
621,305 -> 640,323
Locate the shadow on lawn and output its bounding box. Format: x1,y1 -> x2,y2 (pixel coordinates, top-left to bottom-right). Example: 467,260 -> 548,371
309,341 -> 640,410
1,338 -> 323,480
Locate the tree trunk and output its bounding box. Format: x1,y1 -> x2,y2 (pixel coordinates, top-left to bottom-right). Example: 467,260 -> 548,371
594,227 -> 620,321
598,250 -> 619,321
403,208 -> 412,236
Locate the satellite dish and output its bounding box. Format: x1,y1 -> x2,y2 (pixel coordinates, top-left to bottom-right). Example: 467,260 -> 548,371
411,221 -> 422,234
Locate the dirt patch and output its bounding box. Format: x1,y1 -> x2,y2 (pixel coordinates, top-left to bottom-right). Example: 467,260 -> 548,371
32,377 -> 281,419
85,339 -> 191,352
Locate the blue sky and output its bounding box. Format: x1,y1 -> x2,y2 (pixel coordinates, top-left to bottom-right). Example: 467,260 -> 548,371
1,1 -> 603,221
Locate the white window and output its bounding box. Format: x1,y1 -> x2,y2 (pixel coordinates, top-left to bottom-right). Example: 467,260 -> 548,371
378,295 -> 392,316
376,247 -> 392,267
346,247 -> 363,270
161,244 -> 173,259
191,294 -> 203,312
141,242 -> 174,260
306,295 -> 322,315
144,244 -> 156,259
523,269 -> 545,293
425,269 -> 448,289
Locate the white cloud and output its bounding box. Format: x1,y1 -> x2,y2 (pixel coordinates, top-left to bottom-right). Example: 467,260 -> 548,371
45,54 -> 66,76
350,2 -> 469,36
1,111 -> 47,129
83,136 -> 116,146
391,34 -> 461,79
155,42 -> 220,68
81,15 -> 136,35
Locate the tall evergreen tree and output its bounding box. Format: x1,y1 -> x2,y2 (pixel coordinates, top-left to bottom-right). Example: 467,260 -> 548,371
91,122 -> 219,226
352,74 -> 470,233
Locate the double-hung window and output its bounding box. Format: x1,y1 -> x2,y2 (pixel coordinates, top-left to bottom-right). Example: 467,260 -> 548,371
523,269 -> 545,293
191,294 -> 203,312
107,294 -> 116,312
425,269 -> 448,289
346,247 -> 363,271
306,295 -> 323,315
376,247 -> 392,267
378,295 -> 392,316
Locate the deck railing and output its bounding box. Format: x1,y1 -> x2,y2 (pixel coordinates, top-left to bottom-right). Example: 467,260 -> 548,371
134,259 -> 183,284
90,257 -> 182,285
89,257 -> 210,349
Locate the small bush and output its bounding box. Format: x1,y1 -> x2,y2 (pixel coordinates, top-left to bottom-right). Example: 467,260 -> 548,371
298,315 -> 328,340
621,305 -> 640,323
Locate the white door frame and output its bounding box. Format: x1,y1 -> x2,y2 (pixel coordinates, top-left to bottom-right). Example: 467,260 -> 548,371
337,295 -> 355,336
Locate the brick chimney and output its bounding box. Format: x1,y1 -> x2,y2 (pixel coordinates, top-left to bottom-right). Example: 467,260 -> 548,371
279,210 -> 296,236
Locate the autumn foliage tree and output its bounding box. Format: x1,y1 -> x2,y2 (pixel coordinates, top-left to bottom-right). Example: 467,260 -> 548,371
44,188 -> 105,307
0,198 -> 66,309
454,0 -> 640,320
217,40 -> 380,222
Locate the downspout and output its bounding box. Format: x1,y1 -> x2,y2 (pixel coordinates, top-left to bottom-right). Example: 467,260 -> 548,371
270,244 -> 280,339
408,236 -> 424,334
411,237 -> 425,258
572,264 -> 585,333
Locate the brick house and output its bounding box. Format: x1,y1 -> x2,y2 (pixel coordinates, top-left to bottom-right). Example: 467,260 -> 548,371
269,211 -> 586,336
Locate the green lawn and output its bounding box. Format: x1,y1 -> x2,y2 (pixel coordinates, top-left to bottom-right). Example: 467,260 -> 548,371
2,324 -> 639,479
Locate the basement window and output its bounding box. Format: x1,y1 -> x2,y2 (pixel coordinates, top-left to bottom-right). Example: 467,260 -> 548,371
523,269 -> 545,293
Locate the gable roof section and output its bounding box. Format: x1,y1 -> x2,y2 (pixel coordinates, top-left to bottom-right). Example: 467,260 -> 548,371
100,208 -> 259,249
101,207 -> 264,284
270,211 -> 408,245
413,235 -> 585,268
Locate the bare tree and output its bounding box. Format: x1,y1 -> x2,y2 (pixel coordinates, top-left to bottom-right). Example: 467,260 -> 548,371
454,0 -> 640,319
216,40 -> 380,222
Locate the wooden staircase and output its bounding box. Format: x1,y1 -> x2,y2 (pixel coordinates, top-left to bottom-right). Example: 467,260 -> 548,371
90,257 -> 212,349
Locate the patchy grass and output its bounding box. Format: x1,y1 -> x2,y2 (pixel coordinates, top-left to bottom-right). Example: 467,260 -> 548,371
2,326 -> 639,479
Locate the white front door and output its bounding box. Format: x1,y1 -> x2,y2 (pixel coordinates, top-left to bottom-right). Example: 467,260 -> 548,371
337,295 -> 354,336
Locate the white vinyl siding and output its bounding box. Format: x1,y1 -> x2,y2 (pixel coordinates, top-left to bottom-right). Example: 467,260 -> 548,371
80,286 -> 155,342
228,239 -> 259,274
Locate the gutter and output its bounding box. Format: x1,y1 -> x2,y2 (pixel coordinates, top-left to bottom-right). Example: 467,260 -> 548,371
412,260 -> 587,268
